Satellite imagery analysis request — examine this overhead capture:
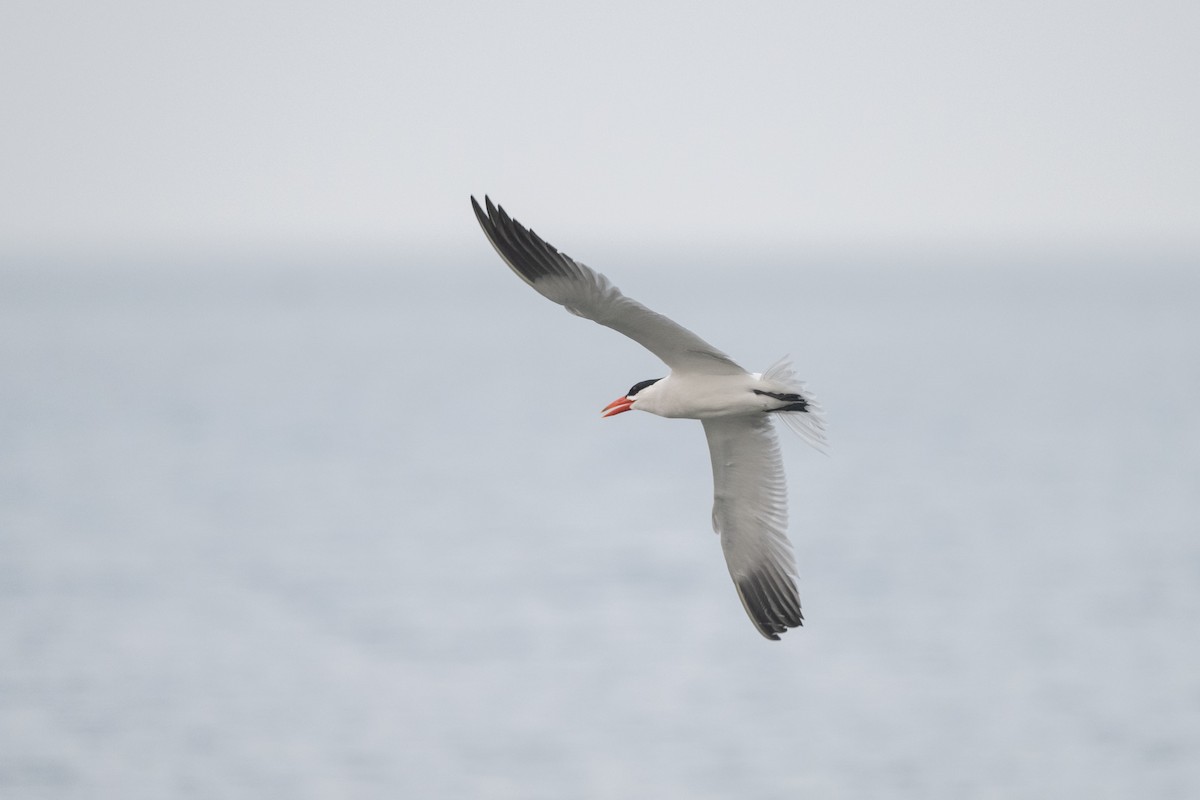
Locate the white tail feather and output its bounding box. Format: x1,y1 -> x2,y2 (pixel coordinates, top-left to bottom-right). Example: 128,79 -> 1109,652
761,355 -> 828,453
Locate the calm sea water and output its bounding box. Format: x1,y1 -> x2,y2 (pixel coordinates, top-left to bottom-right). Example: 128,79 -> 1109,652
2,253 -> 1198,799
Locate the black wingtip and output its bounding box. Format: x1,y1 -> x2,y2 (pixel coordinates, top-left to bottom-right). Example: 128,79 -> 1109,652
736,569 -> 804,641
470,195 -> 489,229
470,195 -> 578,284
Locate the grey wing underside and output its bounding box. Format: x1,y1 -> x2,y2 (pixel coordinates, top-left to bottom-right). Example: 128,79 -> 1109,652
703,416 -> 803,640
472,196 -> 744,376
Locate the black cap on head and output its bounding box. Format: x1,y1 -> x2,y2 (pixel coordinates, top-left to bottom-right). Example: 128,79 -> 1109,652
627,378 -> 662,397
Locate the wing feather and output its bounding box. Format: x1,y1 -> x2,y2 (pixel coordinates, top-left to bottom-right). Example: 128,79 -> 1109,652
702,416 -> 803,640
472,196 -> 744,375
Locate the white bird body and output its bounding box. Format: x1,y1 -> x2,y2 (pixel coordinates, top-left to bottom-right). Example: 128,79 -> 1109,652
471,196 -> 826,640
629,372 -> 765,419
627,370 -> 822,423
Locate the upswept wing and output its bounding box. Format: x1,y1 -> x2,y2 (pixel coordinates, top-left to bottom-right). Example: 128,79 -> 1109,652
702,416 -> 803,639
472,196 -> 744,376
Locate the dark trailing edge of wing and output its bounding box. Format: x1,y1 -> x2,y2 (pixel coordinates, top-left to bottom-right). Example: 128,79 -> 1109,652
471,196 -> 577,285
736,567 -> 804,641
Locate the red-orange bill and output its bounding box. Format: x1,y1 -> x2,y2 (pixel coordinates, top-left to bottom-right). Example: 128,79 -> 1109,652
601,396 -> 633,417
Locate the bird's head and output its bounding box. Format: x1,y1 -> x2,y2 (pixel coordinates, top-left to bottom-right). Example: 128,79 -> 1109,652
601,378 -> 662,417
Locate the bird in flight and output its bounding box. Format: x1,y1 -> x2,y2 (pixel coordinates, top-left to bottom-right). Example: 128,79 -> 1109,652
471,196 -> 826,640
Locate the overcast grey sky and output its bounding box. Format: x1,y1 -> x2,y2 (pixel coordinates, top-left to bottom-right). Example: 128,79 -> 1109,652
2,1 -> 1196,258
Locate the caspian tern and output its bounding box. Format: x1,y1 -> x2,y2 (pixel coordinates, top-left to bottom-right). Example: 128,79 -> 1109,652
472,196 -> 826,640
